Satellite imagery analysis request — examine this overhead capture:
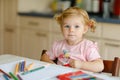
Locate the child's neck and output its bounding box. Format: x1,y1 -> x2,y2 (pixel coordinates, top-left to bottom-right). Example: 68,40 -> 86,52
67,38 -> 84,45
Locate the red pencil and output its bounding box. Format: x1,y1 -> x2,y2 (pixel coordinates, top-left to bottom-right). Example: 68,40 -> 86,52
0,69 -> 11,78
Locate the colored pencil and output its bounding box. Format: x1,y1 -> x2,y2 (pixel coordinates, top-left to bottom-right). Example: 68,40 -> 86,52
0,69 -> 11,78
19,62 -> 22,72
21,61 -> 25,72
23,61 -> 26,71
17,74 -> 23,80
21,66 -> 45,75
3,74 -> 9,80
9,72 -> 18,80
26,63 -> 34,71
14,63 -> 19,75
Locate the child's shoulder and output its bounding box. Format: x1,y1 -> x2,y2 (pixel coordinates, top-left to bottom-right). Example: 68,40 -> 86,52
84,39 -> 95,43
83,39 -> 98,46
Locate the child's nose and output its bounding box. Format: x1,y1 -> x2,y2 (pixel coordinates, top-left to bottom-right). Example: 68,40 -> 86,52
69,27 -> 74,32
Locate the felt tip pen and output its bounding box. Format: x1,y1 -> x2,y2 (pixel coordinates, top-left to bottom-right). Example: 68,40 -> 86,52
9,72 -> 18,80
0,69 -> 11,78
21,66 -> 45,75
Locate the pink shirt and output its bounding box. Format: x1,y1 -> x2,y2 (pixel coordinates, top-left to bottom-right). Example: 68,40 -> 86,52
46,39 -> 101,65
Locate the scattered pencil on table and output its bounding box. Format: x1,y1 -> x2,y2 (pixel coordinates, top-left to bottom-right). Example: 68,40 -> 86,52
26,63 -> 34,71
9,72 -> 18,80
3,74 -> 9,80
23,61 -> 26,71
21,61 -> 25,72
17,74 -> 23,80
0,61 -> 49,80
18,62 -> 21,72
0,69 -> 11,78
14,60 -> 26,75
14,63 -> 19,75
21,66 -> 45,75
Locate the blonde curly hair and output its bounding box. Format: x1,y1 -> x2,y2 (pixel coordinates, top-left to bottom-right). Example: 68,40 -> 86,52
54,7 -> 96,32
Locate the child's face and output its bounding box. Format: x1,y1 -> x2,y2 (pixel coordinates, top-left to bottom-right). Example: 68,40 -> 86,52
61,16 -> 88,45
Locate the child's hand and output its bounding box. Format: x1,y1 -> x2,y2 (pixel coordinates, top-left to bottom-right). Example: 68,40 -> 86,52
69,59 -> 75,68
69,59 -> 82,69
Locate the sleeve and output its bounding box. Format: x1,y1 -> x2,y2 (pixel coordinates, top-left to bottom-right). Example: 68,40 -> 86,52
46,41 -> 58,60
86,42 -> 101,61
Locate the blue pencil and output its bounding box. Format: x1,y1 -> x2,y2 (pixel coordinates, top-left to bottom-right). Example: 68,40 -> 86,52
21,61 -> 25,72
3,74 -> 9,80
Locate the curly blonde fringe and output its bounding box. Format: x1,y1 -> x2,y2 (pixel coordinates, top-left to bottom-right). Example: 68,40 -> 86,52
54,7 -> 97,32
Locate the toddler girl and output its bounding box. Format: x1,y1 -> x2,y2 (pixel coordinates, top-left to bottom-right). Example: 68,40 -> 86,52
41,7 -> 104,72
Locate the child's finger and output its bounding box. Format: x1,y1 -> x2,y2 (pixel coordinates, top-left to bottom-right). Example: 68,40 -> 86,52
69,59 -> 75,67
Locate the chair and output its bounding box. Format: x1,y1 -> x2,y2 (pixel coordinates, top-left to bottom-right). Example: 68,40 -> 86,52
102,57 -> 120,76
41,50 -> 58,64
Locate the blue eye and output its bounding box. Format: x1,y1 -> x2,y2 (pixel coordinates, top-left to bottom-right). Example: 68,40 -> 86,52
75,25 -> 79,28
64,25 -> 70,28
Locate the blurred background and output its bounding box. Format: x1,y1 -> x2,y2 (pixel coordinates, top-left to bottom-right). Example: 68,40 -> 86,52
18,0 -> 120,18
0,0 -> 120,61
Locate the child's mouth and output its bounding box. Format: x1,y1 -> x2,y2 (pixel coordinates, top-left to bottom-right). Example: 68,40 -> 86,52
68,35 -> 75,36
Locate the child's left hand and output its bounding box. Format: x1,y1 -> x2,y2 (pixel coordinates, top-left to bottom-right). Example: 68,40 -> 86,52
69,59 -> 75,68
69,59 -> 83,69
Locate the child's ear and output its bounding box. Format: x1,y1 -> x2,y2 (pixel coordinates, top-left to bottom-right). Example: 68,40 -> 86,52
83,26 -> 88,34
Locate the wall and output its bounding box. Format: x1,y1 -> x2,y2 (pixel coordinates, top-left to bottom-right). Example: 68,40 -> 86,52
18,0 -> 53,13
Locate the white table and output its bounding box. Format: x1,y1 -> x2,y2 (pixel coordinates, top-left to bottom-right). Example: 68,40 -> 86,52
0,54 -> 120,80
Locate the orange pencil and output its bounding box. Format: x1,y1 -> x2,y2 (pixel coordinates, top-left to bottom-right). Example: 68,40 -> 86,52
14,63 -> 19,75
26,63 -> 34,71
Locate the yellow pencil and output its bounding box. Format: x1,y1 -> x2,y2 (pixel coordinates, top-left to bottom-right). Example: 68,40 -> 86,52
26,63 -> 34,71
14,63 -> 19,75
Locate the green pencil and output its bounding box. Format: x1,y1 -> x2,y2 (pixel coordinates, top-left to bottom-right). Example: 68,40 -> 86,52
21,66 -> 45,75
9,72 -> 18,80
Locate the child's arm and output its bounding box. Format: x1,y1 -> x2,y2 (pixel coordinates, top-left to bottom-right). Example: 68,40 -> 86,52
40,53 -> 55,64
69,58 -> 104,73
